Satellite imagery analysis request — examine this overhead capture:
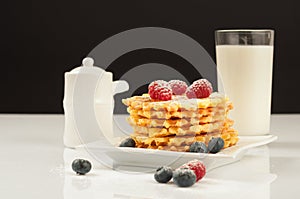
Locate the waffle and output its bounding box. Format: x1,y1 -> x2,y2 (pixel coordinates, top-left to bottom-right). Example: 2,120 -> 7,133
132,129 -> 239,152
122,91 -> 238,152
127,114 -> 226,128
122,93 -> 229,112
131,119 -> 233,137
127,106 -> 228,119
132,121 -> 230,137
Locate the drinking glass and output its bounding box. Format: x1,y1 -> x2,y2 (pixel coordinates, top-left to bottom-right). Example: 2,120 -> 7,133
215,29 -> 274,135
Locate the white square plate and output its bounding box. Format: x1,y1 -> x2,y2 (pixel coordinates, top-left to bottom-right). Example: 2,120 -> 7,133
83,135 -> 277,172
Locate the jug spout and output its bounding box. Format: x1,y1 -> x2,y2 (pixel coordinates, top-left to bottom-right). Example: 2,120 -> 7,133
112,80 -> 129,95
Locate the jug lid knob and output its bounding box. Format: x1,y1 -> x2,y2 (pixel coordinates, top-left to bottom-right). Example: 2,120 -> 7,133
82,57 -> 94,67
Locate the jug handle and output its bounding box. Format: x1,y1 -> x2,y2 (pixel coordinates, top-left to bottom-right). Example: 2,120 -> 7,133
112,80 -> 129,95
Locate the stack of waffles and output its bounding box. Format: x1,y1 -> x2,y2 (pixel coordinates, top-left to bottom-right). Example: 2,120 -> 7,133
122,93 -> 238,152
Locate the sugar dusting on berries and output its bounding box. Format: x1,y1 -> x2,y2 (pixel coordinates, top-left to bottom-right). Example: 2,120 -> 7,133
186,79 -> 213,99
168,80 -> 188,95
173,168 -> 196,187
156,86 -> 172,101
154,160 -> 206,187
180,159 -> 206,182
148,79 -> 212,100
148,80 -> 170,100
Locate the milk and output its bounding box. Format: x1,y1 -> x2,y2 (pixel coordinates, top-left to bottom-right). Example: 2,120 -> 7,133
216,45 -> 273,135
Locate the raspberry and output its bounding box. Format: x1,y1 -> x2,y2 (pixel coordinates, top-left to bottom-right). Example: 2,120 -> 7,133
148,80 -> 172,101
186,79 -> 213,99
156,86 -> 172,101
148,80 -> 169,99
180,159 -> 206,182
168,80 -> 188,95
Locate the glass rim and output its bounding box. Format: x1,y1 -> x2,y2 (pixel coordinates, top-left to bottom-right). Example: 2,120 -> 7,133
215,29 -> 274,34
215,29 -> 274,45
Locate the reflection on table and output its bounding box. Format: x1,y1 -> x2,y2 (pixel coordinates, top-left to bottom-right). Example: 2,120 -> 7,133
63,145 -> 276,199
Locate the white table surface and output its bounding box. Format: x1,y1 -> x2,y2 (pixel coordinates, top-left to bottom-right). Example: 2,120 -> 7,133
0,114 -> 299,199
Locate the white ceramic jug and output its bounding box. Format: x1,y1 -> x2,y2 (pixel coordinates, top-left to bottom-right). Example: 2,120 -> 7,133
63,57 -> 129,148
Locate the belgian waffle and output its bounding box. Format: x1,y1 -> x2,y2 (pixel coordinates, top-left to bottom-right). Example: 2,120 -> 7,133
122,92 -> 238,152
132,129 -> 238,152
126,106 -> 229,119
122,93 -> 230,111
127,114 -> 226,128
131,119 -> 233,137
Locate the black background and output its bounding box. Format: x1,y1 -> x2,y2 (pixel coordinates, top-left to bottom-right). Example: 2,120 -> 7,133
2,0 -> 300,113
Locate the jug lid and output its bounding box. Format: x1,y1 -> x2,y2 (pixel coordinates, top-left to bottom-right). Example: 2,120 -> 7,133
69,57 -> 105,74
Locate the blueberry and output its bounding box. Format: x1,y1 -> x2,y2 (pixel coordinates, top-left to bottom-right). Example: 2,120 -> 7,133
154,166 -> 173,183
173,168 -> 196,187
208,137 -> 225,153
119,137 -> 136,147
190,142 -> 208,153
72,159 -> 92,175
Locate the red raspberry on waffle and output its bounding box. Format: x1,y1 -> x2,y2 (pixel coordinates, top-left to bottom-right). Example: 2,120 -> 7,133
168,80 -> 188,95
186,79 -> 213,99
148,80 -> 172,101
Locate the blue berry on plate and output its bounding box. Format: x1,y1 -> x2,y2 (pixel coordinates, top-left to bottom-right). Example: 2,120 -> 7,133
119,137 -> 136,147
154,166 -> 173,183
190,142 -> 208,153
72,159 -> 92,175
173,168 -> 196,187
208,137 -> 225,153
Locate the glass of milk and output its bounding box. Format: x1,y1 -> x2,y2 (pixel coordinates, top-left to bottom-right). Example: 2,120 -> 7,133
215,29 -> 274,135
